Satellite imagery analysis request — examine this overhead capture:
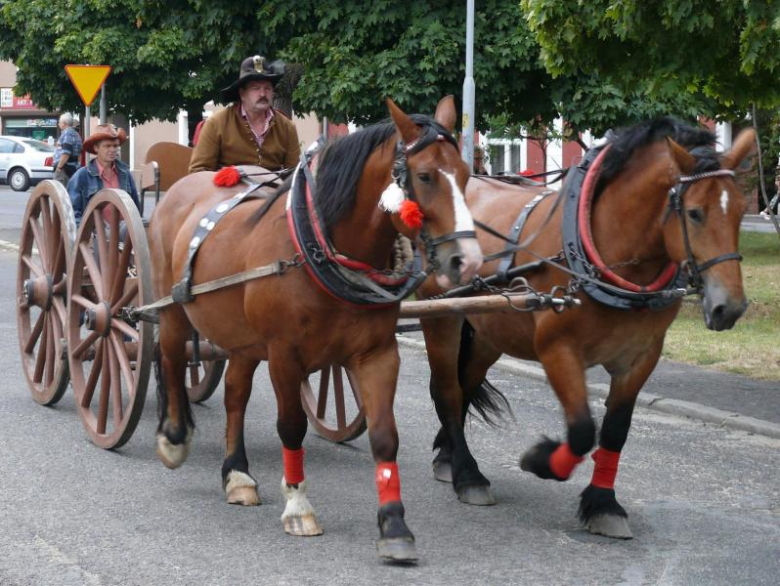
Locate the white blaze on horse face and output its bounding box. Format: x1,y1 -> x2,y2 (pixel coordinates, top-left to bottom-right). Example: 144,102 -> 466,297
439,170 -> 474,232
720,190 -> 729,215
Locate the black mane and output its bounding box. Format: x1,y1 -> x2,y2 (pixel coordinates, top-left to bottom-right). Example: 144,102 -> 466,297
599,117 -> 718,187
315,114 -> 453,232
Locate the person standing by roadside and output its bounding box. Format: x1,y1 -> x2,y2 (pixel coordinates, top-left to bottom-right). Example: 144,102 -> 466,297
67,124 -> 139,225
52,112 -> 82,187
188,55 -> 300,173
759,172 -> 780,219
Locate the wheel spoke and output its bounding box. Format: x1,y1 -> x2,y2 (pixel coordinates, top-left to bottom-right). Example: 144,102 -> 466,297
316,367 -> 330,419
110,331 -> 136,400
22,254 -> 44,278
71,293 -> 98,312
44,313 -> 55,386
52,296 -> 67,327
97,342 -> 111,435
111,318 -> 139,342
24,310 -> 45,353
78,242 -> 105,300
72,331 -> 100,360
107,335 -> 123,426
333,366 -> 347,429
106,207 -> 119,298
110,232 -> 132,305
92,209 -> 111,295
347,371 -> 363,407
29,217 -> 49,272
40,198 -> 54,266
111,281 -> 139,314
81,339 -> 104,408
32,316 -> 49,383
189,364 -> 201,387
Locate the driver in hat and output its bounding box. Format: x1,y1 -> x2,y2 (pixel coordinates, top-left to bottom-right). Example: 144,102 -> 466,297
189,55 -> 301,174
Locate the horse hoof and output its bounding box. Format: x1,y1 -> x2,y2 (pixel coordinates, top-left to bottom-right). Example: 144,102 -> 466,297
457,484 -> 497,506
283,514 -> 323,536
587,514 -> 633,539
227,486 -> 261,506
432,460 -> 453,483
156,434 -> 189,469
376,537 -> 418,563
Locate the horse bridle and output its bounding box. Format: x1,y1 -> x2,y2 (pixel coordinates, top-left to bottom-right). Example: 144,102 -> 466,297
667,169 -> 743,294
390,126 -> 476,272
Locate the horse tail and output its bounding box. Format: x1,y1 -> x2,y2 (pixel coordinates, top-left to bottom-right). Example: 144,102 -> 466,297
457,320 -> 512,425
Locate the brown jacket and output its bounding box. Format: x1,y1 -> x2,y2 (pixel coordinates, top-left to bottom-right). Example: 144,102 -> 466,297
189,104 -> 301,173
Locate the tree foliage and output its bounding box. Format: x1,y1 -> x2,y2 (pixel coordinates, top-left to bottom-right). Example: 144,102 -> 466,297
522,0 -> 780,113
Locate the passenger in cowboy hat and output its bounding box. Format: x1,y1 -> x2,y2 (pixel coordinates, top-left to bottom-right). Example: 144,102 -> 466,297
67,123 -> 140,225
189,55 -> 301,174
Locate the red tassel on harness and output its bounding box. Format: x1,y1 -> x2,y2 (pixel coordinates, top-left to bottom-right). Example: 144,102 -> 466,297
399,200 -> 424,229
214,166 -> 242,187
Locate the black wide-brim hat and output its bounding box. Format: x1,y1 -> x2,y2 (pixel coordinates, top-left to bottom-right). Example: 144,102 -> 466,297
220,55 -> 285,103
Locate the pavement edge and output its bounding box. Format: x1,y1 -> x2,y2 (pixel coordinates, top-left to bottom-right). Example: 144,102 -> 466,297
396,335 -> 780,440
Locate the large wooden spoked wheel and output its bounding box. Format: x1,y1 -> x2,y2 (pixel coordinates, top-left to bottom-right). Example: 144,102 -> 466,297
186,357 -> 226,403
301,366 -> 367,443
16,181 -> 76,405
66,189 -> 154,449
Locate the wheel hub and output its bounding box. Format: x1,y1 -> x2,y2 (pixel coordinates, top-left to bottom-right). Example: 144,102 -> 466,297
22,275 -> 53,309
84,301 -> 112,337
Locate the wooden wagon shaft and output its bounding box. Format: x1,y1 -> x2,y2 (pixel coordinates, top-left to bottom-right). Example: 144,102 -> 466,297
399,292 -> 578,318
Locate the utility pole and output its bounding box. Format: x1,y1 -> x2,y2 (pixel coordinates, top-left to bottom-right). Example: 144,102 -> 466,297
461,0 -> 475,171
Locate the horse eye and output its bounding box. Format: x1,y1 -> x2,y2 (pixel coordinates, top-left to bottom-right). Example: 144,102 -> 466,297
687,208 -> 705,223
417,172 -> 432,184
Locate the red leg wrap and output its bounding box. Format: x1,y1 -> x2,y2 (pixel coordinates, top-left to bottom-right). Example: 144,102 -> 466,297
282,447 -> 305,485
591,447 -> 620,489
375,462 -> 402,505
549,443 -> 584,480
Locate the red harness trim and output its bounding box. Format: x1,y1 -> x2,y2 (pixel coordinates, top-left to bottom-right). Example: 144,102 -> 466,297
282,446 -> 305,485
591,447 -> 620,489
578,146 -> 678,293
375,461 -> 402,505
549,443 -> 584,480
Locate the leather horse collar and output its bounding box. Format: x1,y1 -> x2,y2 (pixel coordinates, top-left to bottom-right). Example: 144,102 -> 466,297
286,147 -> 426,308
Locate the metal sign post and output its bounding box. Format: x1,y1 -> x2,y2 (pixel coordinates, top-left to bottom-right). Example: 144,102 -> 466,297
461,0 -> 475,171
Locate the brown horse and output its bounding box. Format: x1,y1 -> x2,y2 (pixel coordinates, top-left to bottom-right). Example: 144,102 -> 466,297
419,119 -> 753,538
148,96 -> 481,562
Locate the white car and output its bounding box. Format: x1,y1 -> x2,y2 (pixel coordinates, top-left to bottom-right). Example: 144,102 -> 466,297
0,135 -> 55,192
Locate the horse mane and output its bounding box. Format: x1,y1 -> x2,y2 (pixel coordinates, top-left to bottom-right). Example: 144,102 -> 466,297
315,114 -> 454,232
598,117 -> 718,188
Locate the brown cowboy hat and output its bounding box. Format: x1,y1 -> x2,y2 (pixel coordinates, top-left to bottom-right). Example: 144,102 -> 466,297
220,55 -> 285,103
83,124 -> 127,154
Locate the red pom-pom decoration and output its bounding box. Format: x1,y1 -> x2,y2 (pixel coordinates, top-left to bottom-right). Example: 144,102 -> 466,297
399,200 -> 424,229
518,169 -> 536,177
214,166 -> 242,187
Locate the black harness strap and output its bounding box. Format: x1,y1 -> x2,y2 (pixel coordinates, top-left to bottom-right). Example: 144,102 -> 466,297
172,183 -> 265,303
496,191 -> 554,282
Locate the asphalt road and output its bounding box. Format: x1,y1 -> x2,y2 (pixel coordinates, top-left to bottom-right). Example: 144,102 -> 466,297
0,183 -> 778,585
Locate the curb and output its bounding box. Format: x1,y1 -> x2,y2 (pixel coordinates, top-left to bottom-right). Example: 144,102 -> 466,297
396,335 -> 780,440
0,239 -> 20,253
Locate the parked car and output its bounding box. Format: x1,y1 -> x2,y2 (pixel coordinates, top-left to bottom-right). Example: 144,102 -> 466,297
0,135 -> 55,192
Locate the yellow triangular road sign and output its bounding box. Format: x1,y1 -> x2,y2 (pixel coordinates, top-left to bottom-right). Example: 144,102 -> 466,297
65,65 -> 111,107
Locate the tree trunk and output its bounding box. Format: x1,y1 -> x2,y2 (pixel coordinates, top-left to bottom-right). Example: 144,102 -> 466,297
273,63 -> 304,118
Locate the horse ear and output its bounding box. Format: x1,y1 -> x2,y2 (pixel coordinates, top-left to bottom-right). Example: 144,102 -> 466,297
386,98 -> 420,145
666,138 -> 696,174
434,95 -> 457,133
721,128 -> 757,170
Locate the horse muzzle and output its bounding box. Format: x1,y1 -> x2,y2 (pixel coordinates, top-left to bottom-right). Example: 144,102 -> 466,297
702,278 -> 748,331
434,237 -> 483,290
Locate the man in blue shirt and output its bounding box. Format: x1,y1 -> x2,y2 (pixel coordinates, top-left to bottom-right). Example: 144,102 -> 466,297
53,112 -> 82,186
67,124 -> 139,225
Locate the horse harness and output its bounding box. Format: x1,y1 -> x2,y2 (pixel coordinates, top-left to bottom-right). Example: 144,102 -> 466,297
132,125 -> 469,319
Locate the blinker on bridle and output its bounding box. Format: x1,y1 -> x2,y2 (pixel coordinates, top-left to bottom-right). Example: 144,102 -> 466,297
666,168 -> 743,294
384,124 -> 477,272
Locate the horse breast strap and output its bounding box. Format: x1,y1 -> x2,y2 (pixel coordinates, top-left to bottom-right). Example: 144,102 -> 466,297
495,190 -> 554,282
